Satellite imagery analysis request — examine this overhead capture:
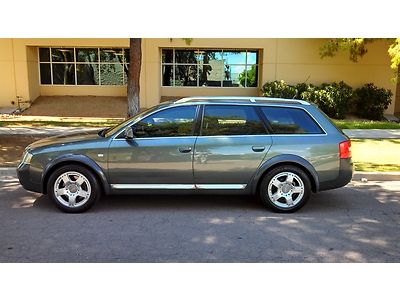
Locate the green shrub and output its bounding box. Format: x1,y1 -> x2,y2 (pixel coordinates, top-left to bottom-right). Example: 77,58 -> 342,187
261,80 -> 298,99
262,80 -> 353,119
353,83 -> 393,120
261,80 -> 392,120
294,83 -> 309,98
298,81 -> 352,119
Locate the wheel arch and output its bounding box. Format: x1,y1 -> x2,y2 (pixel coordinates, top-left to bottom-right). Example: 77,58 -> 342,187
250,155 -> 319,195
42,154 -> 110,194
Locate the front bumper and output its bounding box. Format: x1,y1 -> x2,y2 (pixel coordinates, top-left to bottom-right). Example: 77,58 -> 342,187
17,163 -> 43,193
319,158 -> 353,192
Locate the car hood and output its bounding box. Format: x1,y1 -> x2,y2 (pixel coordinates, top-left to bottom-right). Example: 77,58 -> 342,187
26,129 -> 104,151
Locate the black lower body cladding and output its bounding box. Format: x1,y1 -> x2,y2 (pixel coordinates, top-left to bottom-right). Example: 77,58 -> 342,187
319,158 -> 353,191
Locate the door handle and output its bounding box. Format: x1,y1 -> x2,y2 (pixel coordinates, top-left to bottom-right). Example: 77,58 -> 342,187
252,146 -> 265,152
178,147 -> 192,153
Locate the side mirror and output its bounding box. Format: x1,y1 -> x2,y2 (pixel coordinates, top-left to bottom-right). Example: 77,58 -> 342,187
124,127 -> 134,139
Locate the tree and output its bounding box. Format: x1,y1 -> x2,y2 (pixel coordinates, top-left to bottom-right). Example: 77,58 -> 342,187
239,65 -> 257,87
319,38 -> 400,71
127,38 -> 193,117
127,38 -> 142,117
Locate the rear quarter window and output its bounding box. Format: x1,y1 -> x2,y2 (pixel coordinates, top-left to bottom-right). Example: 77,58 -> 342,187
260,106 -> 324,134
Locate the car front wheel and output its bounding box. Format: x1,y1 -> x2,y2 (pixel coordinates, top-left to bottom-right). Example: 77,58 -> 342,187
259,165 -> 311,213
47,164 -> 100,213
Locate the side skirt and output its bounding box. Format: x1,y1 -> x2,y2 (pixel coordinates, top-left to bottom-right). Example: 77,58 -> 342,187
110,184 -> 247,190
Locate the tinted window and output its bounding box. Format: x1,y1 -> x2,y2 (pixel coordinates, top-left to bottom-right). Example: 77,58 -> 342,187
201,105 -> 266,136
133,106 -> 197,138
261,107 -> 323,134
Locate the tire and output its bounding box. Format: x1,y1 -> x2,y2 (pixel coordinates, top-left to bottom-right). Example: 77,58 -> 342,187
259,165 -> 311,213
47,164 -> 101,213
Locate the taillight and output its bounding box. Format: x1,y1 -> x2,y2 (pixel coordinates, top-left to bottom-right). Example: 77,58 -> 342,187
339,140 -> 351,159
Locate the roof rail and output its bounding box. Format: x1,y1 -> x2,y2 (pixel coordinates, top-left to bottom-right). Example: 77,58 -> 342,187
175,96 -> 310,105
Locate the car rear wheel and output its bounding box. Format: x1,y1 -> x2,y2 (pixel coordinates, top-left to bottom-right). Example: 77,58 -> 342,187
259,165 -> 311,213
47,164 -> 100,213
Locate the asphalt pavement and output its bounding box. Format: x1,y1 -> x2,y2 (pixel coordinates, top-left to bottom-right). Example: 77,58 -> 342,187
0,179 -> 399,262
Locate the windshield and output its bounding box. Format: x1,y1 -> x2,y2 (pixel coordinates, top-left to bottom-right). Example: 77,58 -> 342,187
104,103 -> 171,138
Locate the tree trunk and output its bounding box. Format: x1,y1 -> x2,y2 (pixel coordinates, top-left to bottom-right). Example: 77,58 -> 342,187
127,38 -> 142,117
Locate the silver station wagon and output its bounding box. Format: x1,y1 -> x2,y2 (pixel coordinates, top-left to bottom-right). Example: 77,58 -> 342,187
17,97 -> 353,213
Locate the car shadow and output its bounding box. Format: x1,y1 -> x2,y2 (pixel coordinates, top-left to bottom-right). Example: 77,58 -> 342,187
96,193 -> 265,212
29,183 -> 396,214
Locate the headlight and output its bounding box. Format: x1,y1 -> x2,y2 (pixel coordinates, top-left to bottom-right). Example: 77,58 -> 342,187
20,151 -> 33,165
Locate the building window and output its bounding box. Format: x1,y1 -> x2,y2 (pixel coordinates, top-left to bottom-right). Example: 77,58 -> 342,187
161,49 -> 259,88
38,47 -> 129,86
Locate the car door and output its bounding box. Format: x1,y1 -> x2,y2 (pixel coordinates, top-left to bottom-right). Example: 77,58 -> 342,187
193,104 -> 272,189
107,105 -> 199,188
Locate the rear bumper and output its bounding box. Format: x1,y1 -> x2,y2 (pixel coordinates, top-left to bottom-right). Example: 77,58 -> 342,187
319,158 -> 353,192
17,163 -> 43,193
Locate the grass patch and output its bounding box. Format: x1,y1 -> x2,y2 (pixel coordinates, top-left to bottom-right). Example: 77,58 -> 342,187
354,162 -> 400,172
333,120 -> 400,129
352,139 -> 400,172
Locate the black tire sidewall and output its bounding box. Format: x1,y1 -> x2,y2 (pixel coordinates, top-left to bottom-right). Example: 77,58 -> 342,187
259,165 -> 311,213
47,164 -> 100,213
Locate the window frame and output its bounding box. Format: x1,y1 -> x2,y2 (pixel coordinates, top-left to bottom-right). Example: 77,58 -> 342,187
161,48 -> 259,88
258,105 -> 327,135
38,47 -> 130,87
199,104 -> 268,137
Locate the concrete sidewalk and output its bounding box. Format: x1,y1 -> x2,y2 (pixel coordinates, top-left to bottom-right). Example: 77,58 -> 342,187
342,129 -> 400,139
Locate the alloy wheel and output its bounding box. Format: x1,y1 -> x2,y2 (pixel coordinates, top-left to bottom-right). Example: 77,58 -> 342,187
267,171 -> 305,208
53,171 -> 92,208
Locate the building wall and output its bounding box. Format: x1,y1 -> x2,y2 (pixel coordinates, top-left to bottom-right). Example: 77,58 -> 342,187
0,38 -> 132,107
0,38 -> 398,114
144,38 -> 398,113
0,39 -> 17,107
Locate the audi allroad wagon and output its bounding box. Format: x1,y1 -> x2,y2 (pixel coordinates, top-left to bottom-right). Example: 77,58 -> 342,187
17,97 -> 353,213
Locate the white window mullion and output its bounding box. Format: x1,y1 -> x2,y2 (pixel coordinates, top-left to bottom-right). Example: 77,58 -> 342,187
221,49 -> 224,87
245,50 -> 248,88
197,49 -> 200,87
98,48 -> 101,86
173,49 -> 175,87
50,47 -> 53,85
74,47 -> 77,85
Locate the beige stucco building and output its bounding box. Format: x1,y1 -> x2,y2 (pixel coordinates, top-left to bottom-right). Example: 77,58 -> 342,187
0,38 -> 398,114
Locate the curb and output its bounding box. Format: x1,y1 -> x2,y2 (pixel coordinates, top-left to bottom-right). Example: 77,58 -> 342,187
0,127 -> 102,136
352,172 -> 400,181
0,167 -> 18,182
1,167 -> 399,182
0,167 -> 16,176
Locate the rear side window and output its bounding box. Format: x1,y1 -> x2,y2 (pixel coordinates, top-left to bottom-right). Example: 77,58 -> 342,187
201,105 -> 266,136
261,106 -> 324,134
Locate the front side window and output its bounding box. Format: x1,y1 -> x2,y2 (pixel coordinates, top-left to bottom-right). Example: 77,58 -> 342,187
39,47 -> 129,86
261,106 -> 324,134
132,106 -> 197,138
162,49 -> 259,88
201,105 -> 266,136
